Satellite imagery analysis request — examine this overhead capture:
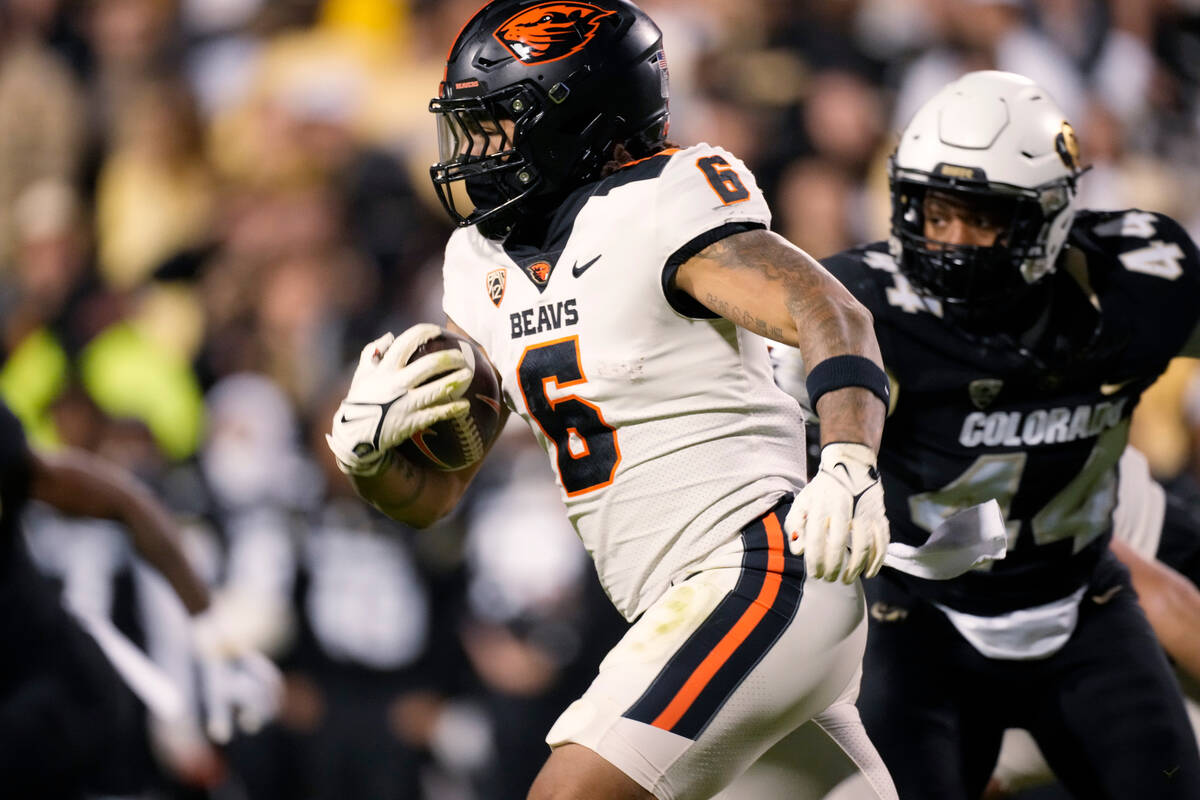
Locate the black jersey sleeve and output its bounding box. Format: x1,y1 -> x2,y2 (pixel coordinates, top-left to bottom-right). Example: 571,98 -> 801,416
1074,209 -> 1200,359
820,243 -> 924,385
820,245 -> 890,313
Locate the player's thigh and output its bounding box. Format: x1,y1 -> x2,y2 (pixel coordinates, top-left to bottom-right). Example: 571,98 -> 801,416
857,576 -> 1004,799
545,561 -> 867,800
529,743 -> 655,800
1029,589 -> 1200,800
715,696 -> 898,800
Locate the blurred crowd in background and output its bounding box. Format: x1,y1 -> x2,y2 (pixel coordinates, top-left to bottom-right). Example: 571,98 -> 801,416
3,0 -> 1200,798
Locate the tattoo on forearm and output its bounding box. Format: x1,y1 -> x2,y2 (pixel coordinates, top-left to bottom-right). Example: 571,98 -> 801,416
703,293 -> 786,340
705,233 -> 870,362
391,455 -> 428,508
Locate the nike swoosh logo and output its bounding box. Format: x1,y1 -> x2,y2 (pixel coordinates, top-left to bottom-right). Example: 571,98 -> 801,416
1100,379 -> 1133,396
1091,585 -> 1123,605
572,255 -> 601,278
338,402 -> 379,425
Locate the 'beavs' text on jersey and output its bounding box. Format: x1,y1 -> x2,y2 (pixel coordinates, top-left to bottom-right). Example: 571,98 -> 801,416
822,209 -> 1200,615
442,145 -> 806,620
510,299 -> 579,339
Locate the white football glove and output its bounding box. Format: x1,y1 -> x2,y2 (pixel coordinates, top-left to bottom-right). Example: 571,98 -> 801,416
191,605 -> 283,744
786,442 -> 890,583
326,324 -> 473,476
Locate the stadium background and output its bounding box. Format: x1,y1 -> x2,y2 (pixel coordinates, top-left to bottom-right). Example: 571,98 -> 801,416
2,0 -> 1199,797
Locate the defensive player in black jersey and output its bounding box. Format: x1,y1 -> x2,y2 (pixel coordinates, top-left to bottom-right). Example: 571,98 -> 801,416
778,70 -> 1200,799
984,447 -> 1200,797
0,399 -> 279,796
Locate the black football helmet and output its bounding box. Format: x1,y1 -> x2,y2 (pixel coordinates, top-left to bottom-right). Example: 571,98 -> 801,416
430,0 -> 670,237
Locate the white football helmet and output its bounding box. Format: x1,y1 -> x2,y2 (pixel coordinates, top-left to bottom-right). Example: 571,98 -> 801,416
889,71 -> 1085,318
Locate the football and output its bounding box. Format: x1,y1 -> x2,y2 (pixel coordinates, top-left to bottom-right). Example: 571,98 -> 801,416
395,331 -> 504,471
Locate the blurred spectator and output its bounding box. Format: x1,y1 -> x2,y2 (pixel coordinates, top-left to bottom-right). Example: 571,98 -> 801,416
893,0 -> 1087,127
189,181 -> 382,404
0,179 -> 111,443
180,0 -> 267,117
775,159 -> 856,259
83,0 -> 179,142
95,74 -> 214,291
0,4 -> 86,264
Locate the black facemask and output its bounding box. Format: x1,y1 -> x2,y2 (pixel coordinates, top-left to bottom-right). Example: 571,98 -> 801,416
464,173 -> 510,213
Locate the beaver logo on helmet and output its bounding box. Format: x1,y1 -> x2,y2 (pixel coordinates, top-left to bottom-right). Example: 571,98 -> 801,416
494,2 -> 616,65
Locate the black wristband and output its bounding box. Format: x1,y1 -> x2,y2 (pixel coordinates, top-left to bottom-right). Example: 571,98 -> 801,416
806,355 -> 890,410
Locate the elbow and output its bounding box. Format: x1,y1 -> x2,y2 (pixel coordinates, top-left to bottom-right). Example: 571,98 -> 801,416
395,506 -> 446,530
822,291 -> 878,354
366,497 -> 444,530
368,489 -> 458,530
843,294 -> 875,338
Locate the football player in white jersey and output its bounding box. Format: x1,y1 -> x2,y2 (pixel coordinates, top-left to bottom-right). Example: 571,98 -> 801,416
325,1 -> 899,799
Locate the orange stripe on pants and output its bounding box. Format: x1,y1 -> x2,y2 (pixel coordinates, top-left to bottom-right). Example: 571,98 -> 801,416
650,513 -> 786,731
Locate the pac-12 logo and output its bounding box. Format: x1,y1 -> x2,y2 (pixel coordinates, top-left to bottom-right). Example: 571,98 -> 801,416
487,268 -> 507,307
493,2 -> 616,65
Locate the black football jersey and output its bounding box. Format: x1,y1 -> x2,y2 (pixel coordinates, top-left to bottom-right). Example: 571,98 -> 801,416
824,209 -> 1200,615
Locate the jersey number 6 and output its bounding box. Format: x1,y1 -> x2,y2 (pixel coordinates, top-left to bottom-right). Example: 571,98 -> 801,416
696,156 -> 750,205
517,336 -> 620,496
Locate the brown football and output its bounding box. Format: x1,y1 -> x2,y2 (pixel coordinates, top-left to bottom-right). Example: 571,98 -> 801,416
395,332 -> 503,471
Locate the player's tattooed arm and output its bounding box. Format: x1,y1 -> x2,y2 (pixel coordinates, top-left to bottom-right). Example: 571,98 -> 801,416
351,429 -> 492,528
673,228 -> 885,449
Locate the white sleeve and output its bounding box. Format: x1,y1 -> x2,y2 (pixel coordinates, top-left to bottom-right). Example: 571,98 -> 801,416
653,144 -> 772,268
1113,446 -> 1166,559
653,145 -> 773,318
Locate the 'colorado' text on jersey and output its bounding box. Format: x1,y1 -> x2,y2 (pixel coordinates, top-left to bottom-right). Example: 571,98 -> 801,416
819,210 -> 1200,615
442,145 -> 806,620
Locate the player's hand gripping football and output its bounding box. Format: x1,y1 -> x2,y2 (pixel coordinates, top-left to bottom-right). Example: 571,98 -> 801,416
326,324 -> 473,476
786,442 -> 890,583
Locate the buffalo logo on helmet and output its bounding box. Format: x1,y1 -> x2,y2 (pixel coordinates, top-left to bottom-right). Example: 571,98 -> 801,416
487,268 -> 507,306
1055,122 -> 1081,170
493,2 -> 616,65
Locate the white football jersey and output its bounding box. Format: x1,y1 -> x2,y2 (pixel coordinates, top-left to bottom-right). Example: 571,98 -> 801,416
442,144 -> 806,620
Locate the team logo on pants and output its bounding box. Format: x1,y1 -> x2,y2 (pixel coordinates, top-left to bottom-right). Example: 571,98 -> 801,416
487,268 -> 507,306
